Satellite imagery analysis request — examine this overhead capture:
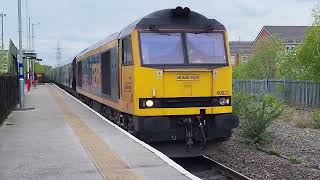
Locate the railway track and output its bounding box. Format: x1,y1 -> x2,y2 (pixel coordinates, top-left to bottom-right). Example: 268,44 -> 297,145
172,156 -> 251,180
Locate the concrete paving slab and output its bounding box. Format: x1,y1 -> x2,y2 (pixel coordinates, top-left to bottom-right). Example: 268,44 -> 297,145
0,84 -> 195,180
0,86 -> 102,180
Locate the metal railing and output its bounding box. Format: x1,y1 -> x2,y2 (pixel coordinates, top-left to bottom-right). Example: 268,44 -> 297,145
0,75 -> 18,124
233,79 -> 320,107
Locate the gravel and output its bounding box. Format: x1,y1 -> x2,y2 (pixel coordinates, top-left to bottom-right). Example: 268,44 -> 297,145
206,120 -> 320,180
264,121 -> 320,169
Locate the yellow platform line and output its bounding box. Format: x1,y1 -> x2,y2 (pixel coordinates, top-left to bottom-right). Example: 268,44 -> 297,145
48,85 -> 139,180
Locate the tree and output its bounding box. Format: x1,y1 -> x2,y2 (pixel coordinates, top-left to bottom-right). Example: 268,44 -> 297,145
34,62 -> 52,74
296,4 -> 320,82
313,2 -> 320,26
252,37 -> 285,79
233,56 -> 261,79
275,49 -> 305,80
274,3 -> 320,81
297,26 -> 320,82
233,37 -> 284,79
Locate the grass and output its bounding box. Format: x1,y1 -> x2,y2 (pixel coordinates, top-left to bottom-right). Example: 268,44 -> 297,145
278,107 -> 294,123
278,107 -> 314,128
266,146 -> 277,155
289,155 -> 302,164
311,109 -> 320,129
293,110 -> 314,128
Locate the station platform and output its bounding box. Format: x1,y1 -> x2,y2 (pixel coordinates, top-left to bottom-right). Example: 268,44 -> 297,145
0,84 -> 198,180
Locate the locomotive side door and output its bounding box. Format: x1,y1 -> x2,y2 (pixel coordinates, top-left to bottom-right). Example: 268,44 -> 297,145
119,36 -> 134,113
110,48 -> 119,102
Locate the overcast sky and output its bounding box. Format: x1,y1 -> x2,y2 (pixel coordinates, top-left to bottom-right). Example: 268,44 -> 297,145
1,0 -> 317,66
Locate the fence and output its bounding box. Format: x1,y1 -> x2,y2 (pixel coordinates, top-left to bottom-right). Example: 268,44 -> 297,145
233,79 -> 320,107
0,75 -> 18,124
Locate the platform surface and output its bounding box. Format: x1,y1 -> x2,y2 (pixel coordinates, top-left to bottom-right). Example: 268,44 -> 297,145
0,84 -> 193,180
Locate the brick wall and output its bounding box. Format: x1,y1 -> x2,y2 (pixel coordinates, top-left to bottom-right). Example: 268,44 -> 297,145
252,28 -> 271,49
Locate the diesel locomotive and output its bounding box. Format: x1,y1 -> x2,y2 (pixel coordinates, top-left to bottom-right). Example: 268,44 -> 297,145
47,7 -> 239,157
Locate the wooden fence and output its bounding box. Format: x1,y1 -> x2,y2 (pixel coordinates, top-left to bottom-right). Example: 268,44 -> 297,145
0,75 -> 18,124
233,79 -> 320,107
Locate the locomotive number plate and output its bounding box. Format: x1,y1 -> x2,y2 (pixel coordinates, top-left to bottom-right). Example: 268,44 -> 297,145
176,74 -> 200,81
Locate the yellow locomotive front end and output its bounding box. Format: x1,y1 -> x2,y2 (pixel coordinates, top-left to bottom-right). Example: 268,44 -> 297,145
123,7 -> 239,154
134,31 -> 233,116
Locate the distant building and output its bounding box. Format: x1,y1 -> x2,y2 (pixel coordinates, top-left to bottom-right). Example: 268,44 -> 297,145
252,26 -> 309,50
229,41 -> 253,66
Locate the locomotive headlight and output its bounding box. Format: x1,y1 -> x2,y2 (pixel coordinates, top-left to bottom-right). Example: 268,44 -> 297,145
226,98 -> 230,105
219,98 -> 227,105
146,100 -> 154,107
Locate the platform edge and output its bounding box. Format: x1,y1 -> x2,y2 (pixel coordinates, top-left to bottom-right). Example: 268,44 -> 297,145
52,84 -> 201,180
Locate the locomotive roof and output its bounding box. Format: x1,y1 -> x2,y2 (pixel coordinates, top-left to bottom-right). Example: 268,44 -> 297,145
119,8 -> 226,38
75,7 -> 225,60
76,32 -> 119,59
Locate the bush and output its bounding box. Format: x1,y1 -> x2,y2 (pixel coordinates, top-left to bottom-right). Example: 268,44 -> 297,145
233,92 -> 284,144
311,109 -> 320,129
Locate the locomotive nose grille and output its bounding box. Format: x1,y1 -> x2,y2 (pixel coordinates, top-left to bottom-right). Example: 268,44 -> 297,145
163,97 -> 212,108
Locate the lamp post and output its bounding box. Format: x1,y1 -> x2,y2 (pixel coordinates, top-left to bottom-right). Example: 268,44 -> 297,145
26,0 -> 29,50
0,12 -> 6,61
18,0 -> 24,108
31,22 -> 39,86
31,22 -> 39,51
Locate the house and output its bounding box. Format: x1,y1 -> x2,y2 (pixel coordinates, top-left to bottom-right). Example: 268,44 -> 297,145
252,26 -> 309,50
229,41 -> 253,66
230,26 -> 310,66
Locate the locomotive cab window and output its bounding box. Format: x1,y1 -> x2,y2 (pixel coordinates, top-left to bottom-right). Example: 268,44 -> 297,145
139,32 -> 228,66
140,33 -> 184,65
121,37 -> 133,65
186,33 -> 227,64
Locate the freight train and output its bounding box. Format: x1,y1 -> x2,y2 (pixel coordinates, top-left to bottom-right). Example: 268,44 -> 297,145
47,7 -> 239,157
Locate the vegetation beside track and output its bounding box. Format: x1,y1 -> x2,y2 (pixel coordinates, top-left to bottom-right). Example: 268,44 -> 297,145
233,92 -> 284,144
311,109 -> 320,129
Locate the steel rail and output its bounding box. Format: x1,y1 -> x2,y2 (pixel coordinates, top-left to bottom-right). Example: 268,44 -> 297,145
202,155 -> 252,180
